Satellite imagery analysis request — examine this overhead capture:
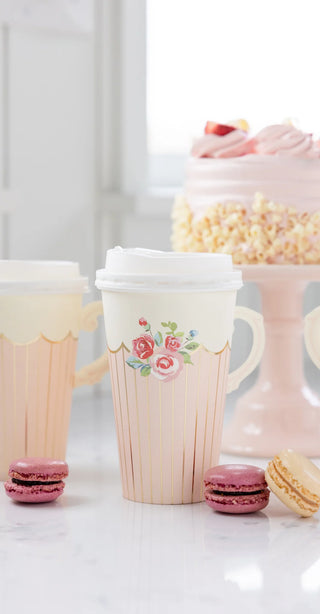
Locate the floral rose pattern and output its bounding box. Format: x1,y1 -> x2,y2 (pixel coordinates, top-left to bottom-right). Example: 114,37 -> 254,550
150,349 -> 184,382
126,319 -> 199,383
132,334 -> 154,360
165,335 -> 182,352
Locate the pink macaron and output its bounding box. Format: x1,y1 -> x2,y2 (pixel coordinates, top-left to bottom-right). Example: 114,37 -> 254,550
4,457 -> 68,503
204,464 -> 270,514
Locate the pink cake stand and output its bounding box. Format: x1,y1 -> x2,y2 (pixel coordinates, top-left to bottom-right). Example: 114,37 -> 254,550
222,265 -> 320,457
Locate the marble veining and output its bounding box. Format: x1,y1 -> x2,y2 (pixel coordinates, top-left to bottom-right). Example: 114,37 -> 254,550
0,393 -> 320,613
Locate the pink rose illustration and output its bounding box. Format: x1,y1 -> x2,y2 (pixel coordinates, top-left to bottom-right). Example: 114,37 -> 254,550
150,348 -> 184,383
126,318 -> 199,380
132,334 -> 155,360
165,335 -> 182,352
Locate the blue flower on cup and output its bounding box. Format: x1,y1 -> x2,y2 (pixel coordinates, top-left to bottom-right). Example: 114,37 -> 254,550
189,330 -> 199,338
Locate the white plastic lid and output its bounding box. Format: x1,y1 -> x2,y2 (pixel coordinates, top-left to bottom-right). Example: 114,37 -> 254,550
95,247 -> 242,293
0,260 -> 89,295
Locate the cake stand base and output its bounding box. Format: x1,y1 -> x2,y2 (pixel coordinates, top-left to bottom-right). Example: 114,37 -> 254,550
222,265 -> 320,457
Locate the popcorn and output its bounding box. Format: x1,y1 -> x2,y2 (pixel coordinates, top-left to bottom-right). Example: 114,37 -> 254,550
171,193 -> 320,264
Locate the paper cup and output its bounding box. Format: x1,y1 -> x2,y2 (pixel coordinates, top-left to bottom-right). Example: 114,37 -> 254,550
0,260 -> 108,480
96,248 -> 264,504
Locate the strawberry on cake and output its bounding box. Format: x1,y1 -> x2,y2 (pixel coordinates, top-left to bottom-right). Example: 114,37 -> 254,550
172,121 -> 320,264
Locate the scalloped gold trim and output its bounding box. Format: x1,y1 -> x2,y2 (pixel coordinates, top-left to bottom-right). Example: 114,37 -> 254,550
108,341 -> 131,354
0,331 -> 78,346
107,340 -> 230,356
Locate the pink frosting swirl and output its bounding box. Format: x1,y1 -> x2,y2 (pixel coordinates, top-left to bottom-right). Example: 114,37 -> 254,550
191,130 -> 252,159
254,124 -> 320,158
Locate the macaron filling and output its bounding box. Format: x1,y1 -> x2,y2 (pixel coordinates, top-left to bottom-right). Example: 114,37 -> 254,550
11,478 -> 62,487
209,489 -> 266,496
9,470 -> 66,482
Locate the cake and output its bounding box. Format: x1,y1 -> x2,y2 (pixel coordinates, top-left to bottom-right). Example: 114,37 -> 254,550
172,121 -> 320,264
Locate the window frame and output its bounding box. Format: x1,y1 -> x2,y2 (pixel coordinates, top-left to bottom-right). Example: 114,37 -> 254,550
96,0 -> 174,221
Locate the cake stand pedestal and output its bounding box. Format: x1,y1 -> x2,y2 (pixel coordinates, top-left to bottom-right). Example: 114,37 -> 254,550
222,265 -> 320,457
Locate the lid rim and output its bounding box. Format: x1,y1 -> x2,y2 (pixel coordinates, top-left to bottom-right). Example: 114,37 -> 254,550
95,276 -> 242,293
0,278 -> 89,295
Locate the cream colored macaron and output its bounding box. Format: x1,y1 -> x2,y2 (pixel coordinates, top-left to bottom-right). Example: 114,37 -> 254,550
265,449 -> 320,517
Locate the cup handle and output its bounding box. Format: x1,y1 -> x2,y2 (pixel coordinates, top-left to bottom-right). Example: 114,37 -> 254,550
227,306 -> 265,394
73,300 -> 109,388
304,306 -> 320,369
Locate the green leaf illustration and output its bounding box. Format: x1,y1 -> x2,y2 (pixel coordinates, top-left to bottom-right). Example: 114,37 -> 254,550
179,351 -> 193,365
170,322 -> 177,331
126,356 -> 144,369
140,364 -> 151,377
175,331 -> 184,337
161,322 -> 168,327
144,323 -> 151,332
154,331 -> 163,347
184,342 -> 200,351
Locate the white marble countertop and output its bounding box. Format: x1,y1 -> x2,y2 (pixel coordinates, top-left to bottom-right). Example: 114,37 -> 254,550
1,393 -> 320,614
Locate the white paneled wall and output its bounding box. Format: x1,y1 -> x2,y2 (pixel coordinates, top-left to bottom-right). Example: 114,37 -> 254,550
9,28 -> 94,265
0,9 -> 99,393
